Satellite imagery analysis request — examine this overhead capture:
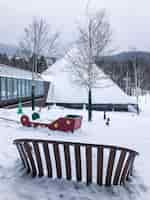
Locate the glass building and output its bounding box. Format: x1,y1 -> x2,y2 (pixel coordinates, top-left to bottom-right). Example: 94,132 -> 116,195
0,76 -> 45,101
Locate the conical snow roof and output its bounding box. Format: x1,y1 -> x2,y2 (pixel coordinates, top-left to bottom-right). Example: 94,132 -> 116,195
44,53 -> 135,104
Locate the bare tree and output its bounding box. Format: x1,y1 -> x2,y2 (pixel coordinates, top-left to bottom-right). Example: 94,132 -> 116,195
133,56 -> 148,111
19,17 -> 60,110
19,17 -> 60,65
67,9 -> 112,121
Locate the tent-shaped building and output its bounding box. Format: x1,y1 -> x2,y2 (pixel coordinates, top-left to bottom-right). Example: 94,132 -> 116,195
43,54 -> 137,112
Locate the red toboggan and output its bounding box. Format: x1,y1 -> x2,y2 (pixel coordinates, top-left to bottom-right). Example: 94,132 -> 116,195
20,114 -> 82,133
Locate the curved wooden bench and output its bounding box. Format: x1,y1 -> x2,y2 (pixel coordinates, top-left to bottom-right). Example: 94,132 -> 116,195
13,139 -> 139,186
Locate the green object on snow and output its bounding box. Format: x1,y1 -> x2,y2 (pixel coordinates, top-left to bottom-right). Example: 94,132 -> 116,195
17,97 -> 23,114
32,112 -> 40,120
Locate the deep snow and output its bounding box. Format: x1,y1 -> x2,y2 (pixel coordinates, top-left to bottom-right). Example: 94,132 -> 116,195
0,102 -> 150,199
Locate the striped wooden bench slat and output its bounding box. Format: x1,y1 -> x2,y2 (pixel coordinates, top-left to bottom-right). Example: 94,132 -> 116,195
74,144 -> 82,181
64,144 -> 72,180
33,142 -> 44,177
19,143 -> 31,174
43,143 -> 53,177
113,151 -> 127,185
97,146 -> 103,185
86,145 -> 92,185
24,142 -> 37,177
13,139 -> 139,186
105,148 -> 116,186
120,152 -> 135,184
16,143 -> 26,168
126,153 -> 136,180
53,143 -> 62,178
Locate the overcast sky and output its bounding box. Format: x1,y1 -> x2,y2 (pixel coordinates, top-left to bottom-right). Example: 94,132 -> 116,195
0,0 -> 150,52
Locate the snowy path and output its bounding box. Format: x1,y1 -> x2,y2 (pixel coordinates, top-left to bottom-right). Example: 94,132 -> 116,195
0,108 -> 149,199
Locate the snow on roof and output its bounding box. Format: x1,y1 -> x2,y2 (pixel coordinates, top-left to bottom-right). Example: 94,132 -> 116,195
0,64 -> 45,81
41,72 -> 54,82
44,53 -> 135,104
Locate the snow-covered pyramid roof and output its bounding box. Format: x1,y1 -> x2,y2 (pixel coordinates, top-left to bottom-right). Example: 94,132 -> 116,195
44,54 -> 135,104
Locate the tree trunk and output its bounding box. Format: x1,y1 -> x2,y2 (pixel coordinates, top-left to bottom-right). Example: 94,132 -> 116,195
31,53 -> 36,111
88,88 -> 92,121
32,84 -> 35,111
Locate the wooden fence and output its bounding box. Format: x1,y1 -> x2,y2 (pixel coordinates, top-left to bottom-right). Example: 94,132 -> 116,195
13,139 -> 139,186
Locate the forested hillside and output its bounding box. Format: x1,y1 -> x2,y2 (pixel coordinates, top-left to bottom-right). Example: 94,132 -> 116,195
96,51 -> 150,95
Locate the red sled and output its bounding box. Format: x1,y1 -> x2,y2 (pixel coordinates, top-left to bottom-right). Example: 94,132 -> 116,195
20,114 -> 82,133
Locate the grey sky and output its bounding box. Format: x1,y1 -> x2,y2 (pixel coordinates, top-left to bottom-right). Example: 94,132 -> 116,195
0,0 -> 150,52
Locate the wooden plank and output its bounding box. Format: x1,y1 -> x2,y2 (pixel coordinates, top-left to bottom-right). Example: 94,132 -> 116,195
24,142 -> 37,177
126,154 -> 136,180
74,144 -> 82,181
14,139 -> 139,156
97,146 -> 103,185
130,154 -> 136,176
120,152 -> 134,184
105,148 -> 116,186
33,142 -> 43,177
19,143 -> 31,174
53,143 -> 62,178
86,145 -> 92,185
113,151 -> 126,185
13,139 -> 139,186
16,143 -> 26,168
43,143 -> 52,177
64,144 -> 72,180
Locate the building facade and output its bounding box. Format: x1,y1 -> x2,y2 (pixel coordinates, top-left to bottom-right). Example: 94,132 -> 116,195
0,64 -> 50,107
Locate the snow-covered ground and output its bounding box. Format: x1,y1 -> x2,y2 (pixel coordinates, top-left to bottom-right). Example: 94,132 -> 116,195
0,100 -> 150,200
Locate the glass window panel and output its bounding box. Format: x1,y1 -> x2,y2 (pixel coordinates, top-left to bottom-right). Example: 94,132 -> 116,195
1,77 -> 7,100
34,81 -> 38,96
0,77 -> 1,100
13,79 -> 18,98
25,80 -> 27,96
29,80 -> 32,97
18,79 -> 22,97
28,80 -> 31,96
22,79 -> 26,97
7,78 -> 13,99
